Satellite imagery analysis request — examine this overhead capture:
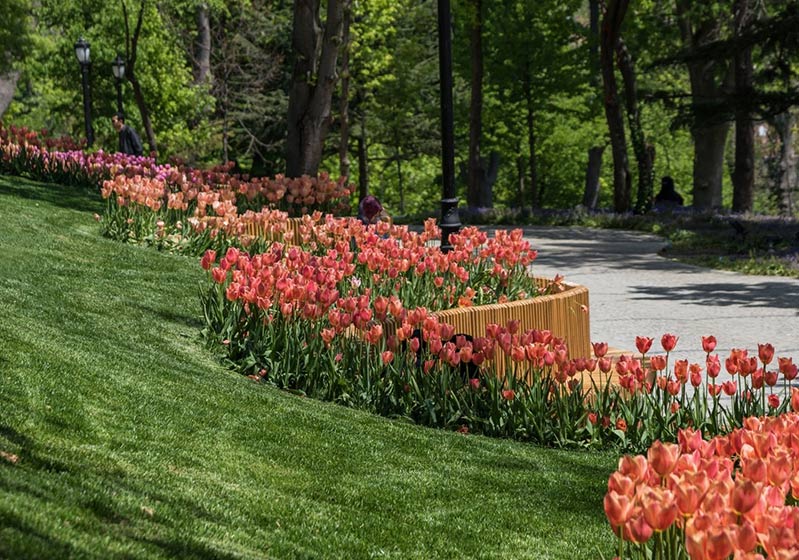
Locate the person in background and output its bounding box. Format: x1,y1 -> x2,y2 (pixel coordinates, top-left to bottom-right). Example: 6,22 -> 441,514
111,111 -> 143,157
358,195 -> 390,225
654,176 -> 684,209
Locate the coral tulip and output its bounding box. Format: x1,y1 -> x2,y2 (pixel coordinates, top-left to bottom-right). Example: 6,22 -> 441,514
648,440 -> 681,478
604,491 -> 633,530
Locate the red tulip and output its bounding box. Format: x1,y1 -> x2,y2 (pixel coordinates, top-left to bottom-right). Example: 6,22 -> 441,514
701,335 -> 717,353
635,336 -> 654,355
721,381 -> 736,402
501,389 -> 515,401
706,354 -> 721,378
758,343 -> 775,365
661,333 -> 678,352
592,342 -> 608,358
649,355 -> 667,371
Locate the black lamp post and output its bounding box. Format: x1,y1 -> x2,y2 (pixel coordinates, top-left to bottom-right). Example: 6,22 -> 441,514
111,54 -> 125,114
436,0 -> 460,252
74,37 -> 94,148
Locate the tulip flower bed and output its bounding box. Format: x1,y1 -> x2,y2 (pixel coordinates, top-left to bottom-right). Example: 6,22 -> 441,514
198,215 -> 797,449
0,124 -> 354,254
199,222 -> 603,445
604,410 -> 799,559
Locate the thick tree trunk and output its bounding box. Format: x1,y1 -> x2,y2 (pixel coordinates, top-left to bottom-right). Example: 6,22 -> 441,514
286,0 -> 346,177
0,71 -> 20,117
773,112 -> 796,216
600,0 -> 632,213
691,124 -> 728,208
338,0 -> 352,179
524,67 -> 538,208
467,0 -> 486,208
616,38 -> 653,213
676,0 -> 731,210
731,0 -> 755,212
583,145 -> 605,209
193,2 -> 211,84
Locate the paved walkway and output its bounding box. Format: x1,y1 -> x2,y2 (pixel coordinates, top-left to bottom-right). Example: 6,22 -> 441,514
516,226 -> 799,367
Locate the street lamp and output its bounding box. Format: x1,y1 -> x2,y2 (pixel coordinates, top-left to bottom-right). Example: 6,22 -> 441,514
74,37 -> 94,148
111,54 -> 125,114
436,0 -> 460,252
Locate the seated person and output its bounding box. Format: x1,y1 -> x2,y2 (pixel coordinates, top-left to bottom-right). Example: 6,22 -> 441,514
654,176 -> 684,209
358,195 -> 390,225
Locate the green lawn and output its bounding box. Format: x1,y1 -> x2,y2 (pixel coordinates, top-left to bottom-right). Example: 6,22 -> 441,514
0,174 -> 617,559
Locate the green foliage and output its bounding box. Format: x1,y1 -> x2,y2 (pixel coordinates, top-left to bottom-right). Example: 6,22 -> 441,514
6,0 -> 212,161
0,0 -> 31,73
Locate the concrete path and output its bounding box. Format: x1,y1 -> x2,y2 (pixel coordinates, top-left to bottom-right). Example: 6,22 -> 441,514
515,226 -> 799,367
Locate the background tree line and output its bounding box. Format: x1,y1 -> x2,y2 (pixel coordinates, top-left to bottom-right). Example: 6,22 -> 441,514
1,0 -> 797,217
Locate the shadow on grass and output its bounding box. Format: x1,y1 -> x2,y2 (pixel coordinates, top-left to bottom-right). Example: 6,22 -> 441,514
0,510 -> 78,559
132,302 -> 205,330
0,424 -> 71,475
0,175 -> 103,214
131,535 -> 253,560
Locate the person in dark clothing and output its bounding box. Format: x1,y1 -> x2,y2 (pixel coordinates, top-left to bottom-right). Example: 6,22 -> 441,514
358,195 -> 390,225
654,176 -> 684,209
111,111 -> 144,157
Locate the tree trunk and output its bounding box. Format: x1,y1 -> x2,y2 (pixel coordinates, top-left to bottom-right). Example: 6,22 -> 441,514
467,0 -> 485,208
524,65 -> 538,209
128,72 -> 157,155
676,0 -> 732,210
773,112 -> 796,216
691,124 -> 727,209
583,145 -> 605,209
193,2 -> 211,84
338,0 -> 352,179
286,0 -> 346,177
0,71 -> 20,117
122,0 -> 157,156
731,0 -> 755,212
616,37 -> 653,213
357,111 -> 369,201
516,152 -> 526,208
600,0 -> 632,213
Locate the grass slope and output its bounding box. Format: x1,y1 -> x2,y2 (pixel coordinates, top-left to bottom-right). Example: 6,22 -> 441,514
0,175 -> 617,559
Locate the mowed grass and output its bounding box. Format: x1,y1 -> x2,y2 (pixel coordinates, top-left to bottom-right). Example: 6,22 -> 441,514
0,174 -> 617,559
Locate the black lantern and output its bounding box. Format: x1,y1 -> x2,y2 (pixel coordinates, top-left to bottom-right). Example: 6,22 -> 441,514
111,54 -> 125,113
74,37 -> 94,148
